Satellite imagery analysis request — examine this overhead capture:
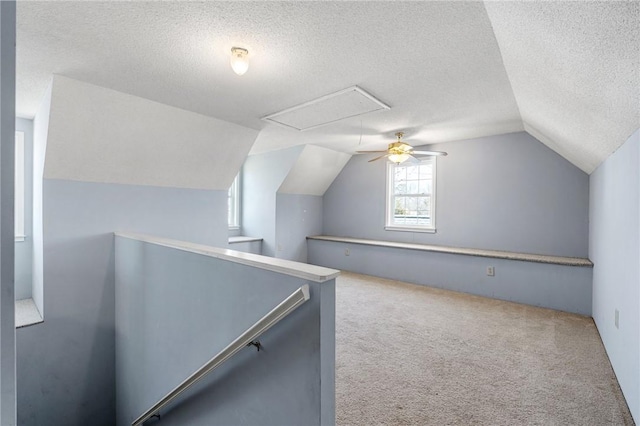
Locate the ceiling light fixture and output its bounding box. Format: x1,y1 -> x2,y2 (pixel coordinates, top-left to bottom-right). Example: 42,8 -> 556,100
356,132 -> 448,164
230,47 -> 249,75
387,132 -> 413,164
388,152 -> 411,164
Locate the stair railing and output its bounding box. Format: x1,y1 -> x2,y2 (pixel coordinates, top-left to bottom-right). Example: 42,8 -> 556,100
131,284 -> 311,426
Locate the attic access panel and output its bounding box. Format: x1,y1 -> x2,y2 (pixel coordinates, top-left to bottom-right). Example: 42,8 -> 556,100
262,86 -> 390,131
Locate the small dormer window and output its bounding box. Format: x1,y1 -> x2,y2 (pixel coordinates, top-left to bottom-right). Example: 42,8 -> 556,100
385,157 -> 436,233
228,174 -> 240,230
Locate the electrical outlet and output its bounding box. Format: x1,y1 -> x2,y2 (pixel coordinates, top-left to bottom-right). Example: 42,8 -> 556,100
615,309 -> 619,329
277,244 -> 282,252
486,266 -> 495,276
344,248 -> 350,256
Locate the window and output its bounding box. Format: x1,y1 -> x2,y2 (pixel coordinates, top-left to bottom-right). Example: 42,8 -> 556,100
386,157 -> 436,232
15,131 -> 24,241
228,174 -> 240,229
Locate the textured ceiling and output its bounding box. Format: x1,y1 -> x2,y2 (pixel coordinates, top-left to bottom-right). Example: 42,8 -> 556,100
16,1 -> 639,173
484,1 -> 640,173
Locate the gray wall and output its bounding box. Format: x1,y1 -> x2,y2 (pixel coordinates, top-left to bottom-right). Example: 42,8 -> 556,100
241,147 -> 302,257
115,236 -> 335,426
15,118 -> 33,300
276,194 -> 323,263
16,179 -> 228,426
323,132 -> 589,258
0,5 -> 17,421
589,128 -> 639,421
308,239 -> 592,315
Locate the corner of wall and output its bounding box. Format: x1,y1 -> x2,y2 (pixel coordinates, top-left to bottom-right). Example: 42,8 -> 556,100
240,146 -> 304,257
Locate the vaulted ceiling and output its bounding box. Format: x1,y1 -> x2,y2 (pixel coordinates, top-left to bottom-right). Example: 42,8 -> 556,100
17,1 -> 639,173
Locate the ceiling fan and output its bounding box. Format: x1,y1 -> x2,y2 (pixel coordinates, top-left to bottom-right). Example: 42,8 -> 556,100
356,132 -> 448,164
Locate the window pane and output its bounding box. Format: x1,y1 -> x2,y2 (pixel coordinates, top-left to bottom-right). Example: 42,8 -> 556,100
418,180 -> 430,194
407,196 -> 417,213
418,197 -> 429,212
407,181 -> 418,194
417,217 -> 431,226
15,132 -> 24,238
394,167 -> 406,182
395,181 -> 407,195
419,164 -> 432,179
228,174 -> 239,228
407,166 -> 419,180
394,197 -> 405,225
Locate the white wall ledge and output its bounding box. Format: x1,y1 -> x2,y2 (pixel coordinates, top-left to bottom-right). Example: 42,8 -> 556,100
228,236 -> 263,244
116,232 -> 340,283
16,298 -> 43,328
307,235 -> 593,267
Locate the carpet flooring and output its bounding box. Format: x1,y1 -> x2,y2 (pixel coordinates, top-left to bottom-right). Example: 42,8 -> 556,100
335,272 -> 634,425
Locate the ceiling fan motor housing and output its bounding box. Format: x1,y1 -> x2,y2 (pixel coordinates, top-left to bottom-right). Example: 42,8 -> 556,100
388,141 -> 413,155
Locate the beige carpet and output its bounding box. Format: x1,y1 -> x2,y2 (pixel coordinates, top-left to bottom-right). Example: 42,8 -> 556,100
336,272 -> 634,425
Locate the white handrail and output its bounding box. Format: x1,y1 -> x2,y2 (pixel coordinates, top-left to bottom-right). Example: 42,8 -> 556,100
131,284 -> 311,426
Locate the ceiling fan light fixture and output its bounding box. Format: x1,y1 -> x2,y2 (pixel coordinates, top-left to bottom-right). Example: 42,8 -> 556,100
387,134 -> 413,164
388,153 -> 411,164
356,130 -> 448,164
230,47 -> 249,75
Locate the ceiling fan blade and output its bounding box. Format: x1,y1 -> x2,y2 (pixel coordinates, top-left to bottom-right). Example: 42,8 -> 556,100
368,153 -> 389,162
356,150 -> 387,154
412,150 -> 448,156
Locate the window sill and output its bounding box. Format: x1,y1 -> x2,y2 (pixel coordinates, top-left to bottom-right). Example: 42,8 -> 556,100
16,298 -> 43,328
385,226 -> 436,234
228,226 -> 240,231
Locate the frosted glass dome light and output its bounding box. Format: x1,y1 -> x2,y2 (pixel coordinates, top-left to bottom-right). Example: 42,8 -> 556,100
388,153 -> 411,164
230,47 -> 249,76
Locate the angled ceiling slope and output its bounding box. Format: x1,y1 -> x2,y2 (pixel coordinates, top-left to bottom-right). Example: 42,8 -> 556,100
278,145 -> 352,196
44,76 -> 258,190
485,1 -> 640,173
16,2 -> 639,174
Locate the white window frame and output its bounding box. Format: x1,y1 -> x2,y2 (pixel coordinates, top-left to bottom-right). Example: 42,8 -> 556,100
385,157 -> 437,233
228,174 -> 240,230
15,131 -> 24,242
